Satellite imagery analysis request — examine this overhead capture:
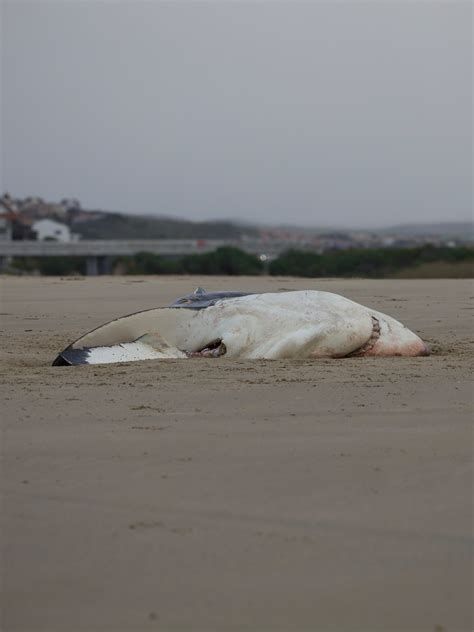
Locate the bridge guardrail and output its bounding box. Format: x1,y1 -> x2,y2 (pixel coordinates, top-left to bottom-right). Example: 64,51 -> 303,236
0,239 -> 298,258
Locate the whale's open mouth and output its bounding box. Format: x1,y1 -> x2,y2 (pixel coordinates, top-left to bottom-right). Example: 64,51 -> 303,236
185,339 -> 227,358
345,316 -> 381,357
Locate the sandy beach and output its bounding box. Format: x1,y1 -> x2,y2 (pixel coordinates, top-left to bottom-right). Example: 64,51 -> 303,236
1,276 -> 472,631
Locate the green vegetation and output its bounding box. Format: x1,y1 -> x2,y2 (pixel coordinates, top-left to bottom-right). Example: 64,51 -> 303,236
116,247 -> 264,276
392,260 -> 474,279
268,245 -> 474,278
114,252 -> 177,275
179,247 -> 264,275
11,256 -> 87,276
7,245 -> 473,277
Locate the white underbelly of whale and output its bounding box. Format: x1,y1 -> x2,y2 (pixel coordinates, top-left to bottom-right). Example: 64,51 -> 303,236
53,290 -> 430,366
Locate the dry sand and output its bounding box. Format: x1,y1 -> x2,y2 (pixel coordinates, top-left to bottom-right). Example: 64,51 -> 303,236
1,276 -> 473,632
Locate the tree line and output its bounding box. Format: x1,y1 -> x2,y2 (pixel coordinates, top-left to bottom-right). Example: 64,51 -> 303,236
10,244 -> 474,277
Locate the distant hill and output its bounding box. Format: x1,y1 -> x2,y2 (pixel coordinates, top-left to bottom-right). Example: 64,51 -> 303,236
72,212 -> 258,240
5,192 -> 471,241
378,222 -> 473,239
243,220 -> 473,239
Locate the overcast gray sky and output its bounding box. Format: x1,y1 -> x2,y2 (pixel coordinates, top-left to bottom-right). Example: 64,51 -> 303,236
1,0 -> 472,227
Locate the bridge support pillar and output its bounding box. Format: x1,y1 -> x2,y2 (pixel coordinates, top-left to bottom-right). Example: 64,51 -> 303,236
0,256 -> 11,272
86,256 -> 98,276
86,256 -> 111,276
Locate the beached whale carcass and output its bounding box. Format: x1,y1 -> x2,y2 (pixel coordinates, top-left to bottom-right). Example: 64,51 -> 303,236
52,288 -> 430,366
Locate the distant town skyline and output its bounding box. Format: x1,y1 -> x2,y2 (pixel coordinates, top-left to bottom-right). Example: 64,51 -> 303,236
2,1 -> 472,228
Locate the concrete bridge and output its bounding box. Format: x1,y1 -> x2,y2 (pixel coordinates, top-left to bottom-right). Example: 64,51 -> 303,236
0,239 -> 296,275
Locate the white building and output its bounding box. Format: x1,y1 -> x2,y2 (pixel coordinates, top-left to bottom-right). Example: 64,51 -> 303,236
32,218 -> 78,242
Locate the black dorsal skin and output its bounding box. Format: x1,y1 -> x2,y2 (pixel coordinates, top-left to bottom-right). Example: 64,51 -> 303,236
169,288 -> 253,310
